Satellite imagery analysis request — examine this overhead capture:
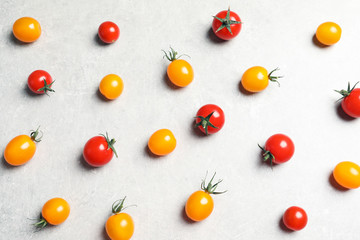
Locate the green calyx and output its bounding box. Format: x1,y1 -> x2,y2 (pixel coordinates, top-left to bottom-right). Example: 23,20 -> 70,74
201,172 -> 227,195
258,144 -> 275,167
30,126 -> 43,143
112,197 -> 126,214
213,7 -> 242,35
335,82 -> 359,101
268,68 -> 283,87
195,112 -> 218,135
162,47 -> 189,62
34,214 -> 48,230
37,79 -> 55,95
112,197 -> 136,214
100,132 -> 118,158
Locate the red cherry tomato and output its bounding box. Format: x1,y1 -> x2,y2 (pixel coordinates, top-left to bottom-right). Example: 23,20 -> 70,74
336,82 -> 360,118
283,206 -> 308,231
98,21 -> 120,44
83,133 -> 118,167
259,134 -> 295,165
27,70 -> 54,95
195,104 -> 225,135
212,8 -> 242,40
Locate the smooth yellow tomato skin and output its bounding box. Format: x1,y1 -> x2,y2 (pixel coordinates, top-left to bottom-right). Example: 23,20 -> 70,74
148,129 -> 176,156
241,66 -> 269,92
167,59 -> 194,87
4,135 -> 36,166
333,161 -> 360,189
185,190 -> 214,221
12,17 -> 41,43
106,213 -> 134,240
99,74 -> 124,100
316,22 -> 341,46
42,198 -> 70,225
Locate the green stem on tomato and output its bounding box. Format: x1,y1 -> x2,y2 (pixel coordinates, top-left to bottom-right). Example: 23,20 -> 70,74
201,172 -> 227,194
195,112 -> 218,135
213,7 -> 242,34
100,132 -> 118,158
30,126 -> 43,143
268,68 -> 283,87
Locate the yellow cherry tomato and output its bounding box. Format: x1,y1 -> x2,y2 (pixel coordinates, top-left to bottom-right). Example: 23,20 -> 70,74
99,74 -> 124,100
36,198 -> 70,228
163,47 -> 194,87
316,22 -> 341,46
333,161 -> 360,189
148,129 -> 176,156
106,198 -> 135,240
185,190 -> 214,221
4,128 -> 42,166
185,173 -> 226,222
12,17 -> 41,43
241,66 -> 281,93
106,213 -> 134,240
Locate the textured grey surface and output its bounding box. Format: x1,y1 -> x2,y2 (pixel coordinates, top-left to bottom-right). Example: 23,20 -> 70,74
1,0 -> 360,239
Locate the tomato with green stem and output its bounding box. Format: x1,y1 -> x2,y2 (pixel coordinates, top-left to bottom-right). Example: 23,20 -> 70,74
316,22 -> 341,46
282,206 -> 307,231
83,133 -> 118,167
162,47 -> 194,87
333,161 -> 360,189
335,82 -> 360,118
185,172 -> 226,222
212,8 -> 242,40
28,70 -> 55,95
4,127 -> 42,166
148,129 -> 176,156
13,17 -> 41,43
35,197 -> 70,229
195,104 -> 225,135
259,133 -> 295,166
241,67 -> 282,93
106,197 -> 135,240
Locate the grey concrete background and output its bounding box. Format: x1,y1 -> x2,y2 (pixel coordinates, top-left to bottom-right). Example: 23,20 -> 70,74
1,0 -> 360,239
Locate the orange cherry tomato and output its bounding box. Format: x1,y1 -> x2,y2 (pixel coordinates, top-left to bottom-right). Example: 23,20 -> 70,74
35,198 -> 70,228
4,128 -> 42,166
106,198 -> 135,240
241,66 -> 282,93
99,74 -> 124,100
163,47 -> 193,87
186,190 -> 214,221
316,22 -> 341,46
185,173 -> 226,222
12,17 -> 41,43
148,129 -> 176,156
333,161 -> 360,189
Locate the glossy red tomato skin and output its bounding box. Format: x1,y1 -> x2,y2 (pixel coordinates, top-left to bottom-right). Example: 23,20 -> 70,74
98,21 -> 120,44
83,136 -> 114,167
27,70 -> 53,94
283,206 -> 308,231
196,104 -> 225,134
341,89 -> 360,118
265,134 -> 294,164
212,10 -> 242,40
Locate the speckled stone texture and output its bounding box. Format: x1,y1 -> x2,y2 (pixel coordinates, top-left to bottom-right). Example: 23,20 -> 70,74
1,0 -> 360,239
